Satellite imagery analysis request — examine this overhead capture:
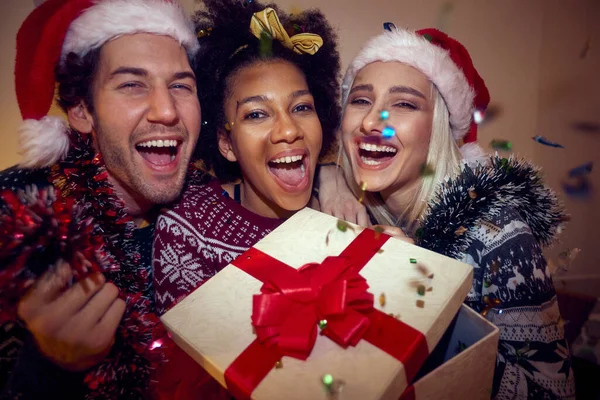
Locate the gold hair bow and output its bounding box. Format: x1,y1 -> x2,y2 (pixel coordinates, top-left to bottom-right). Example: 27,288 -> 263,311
250,7 -> 323,55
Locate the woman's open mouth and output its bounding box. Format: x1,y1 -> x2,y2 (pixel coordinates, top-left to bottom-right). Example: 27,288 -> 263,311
356,141 -> 398,169
267,151 -> 310,192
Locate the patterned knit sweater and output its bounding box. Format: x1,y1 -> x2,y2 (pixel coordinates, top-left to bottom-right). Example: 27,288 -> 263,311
416,156 -> 575,400
153,178 -> 282,315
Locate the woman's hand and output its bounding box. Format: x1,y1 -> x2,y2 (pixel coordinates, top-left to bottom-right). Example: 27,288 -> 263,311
316,164 -> 370,226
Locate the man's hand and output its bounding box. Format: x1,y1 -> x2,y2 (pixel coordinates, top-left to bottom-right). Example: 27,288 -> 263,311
316,165 -> 370,226
17,261 -> 125,372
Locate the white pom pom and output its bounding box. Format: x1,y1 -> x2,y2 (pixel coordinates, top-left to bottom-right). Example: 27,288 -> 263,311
460,142 -> 490,168
18,116 -> 70,169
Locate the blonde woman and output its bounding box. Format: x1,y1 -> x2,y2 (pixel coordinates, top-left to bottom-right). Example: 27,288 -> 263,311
339,26 -> 575,399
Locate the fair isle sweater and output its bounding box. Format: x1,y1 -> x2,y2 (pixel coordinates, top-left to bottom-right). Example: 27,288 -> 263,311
153,179 -> 282,315
416,156 -> 575,400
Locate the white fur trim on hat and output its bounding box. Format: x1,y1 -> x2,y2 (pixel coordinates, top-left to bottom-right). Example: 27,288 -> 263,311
341,29 -> 474,141
18,116 -> 70,169
63,0 -> 199,60
459,142 -> 489,167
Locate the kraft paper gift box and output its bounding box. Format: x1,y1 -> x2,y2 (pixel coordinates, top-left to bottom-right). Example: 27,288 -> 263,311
162,208 -> 478,400
400,304 -> 500,400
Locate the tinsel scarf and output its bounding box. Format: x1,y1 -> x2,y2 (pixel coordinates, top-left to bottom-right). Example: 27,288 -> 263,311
0,132 -> 173,398
416,156 -> 567,258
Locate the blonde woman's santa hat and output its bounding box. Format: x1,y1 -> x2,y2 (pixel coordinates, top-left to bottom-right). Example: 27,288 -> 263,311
341,26 -> 490,164
15,0 -> 200,168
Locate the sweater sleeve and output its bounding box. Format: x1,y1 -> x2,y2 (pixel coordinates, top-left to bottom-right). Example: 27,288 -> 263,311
459,207 -> 575,400
1,334 -> 85,400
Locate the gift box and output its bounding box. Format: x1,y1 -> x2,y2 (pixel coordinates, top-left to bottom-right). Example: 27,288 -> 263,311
400,304 -> 500,400
162,208 -> 475,399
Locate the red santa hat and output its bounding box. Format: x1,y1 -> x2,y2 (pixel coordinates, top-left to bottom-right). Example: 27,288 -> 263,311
16,0 -> 200,168
341,27 -> 490,165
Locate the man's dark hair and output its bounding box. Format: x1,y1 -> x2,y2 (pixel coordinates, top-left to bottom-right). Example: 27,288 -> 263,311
54,47 -> 198,117
194,0 -> 341,182
55,49 -> 101,115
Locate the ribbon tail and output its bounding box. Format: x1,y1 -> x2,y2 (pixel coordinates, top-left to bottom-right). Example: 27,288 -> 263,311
362,309 -> 429,384
224,339 -> 281,400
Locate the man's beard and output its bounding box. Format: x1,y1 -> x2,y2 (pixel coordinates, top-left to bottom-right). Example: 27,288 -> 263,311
94,123 -> 189,207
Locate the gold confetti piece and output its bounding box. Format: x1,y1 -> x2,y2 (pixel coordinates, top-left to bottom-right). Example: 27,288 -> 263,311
416,263 -> 430,276
455,226 -> 468,236
468,188 -> 478,199
416,299 -> 425,308
275,360 -> 283,369
374,225 -> 384,240
388,313 -> 400,319
377,249 -> 384,254
224,122 -> 234,131
420,163 -> 435,177
252,326 -> 256,334
379,292 -> 386,307
358,181 -> 368,203
427,287 -> 433,292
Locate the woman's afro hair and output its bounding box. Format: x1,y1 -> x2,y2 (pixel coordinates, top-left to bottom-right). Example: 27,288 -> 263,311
193,0 -> 341,182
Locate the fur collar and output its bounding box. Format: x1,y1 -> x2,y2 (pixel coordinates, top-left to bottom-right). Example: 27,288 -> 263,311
416,156 -> 567,259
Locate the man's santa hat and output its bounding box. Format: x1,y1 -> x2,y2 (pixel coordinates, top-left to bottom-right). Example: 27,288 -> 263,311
341,26 -> 490,165
16,0 -> 200,168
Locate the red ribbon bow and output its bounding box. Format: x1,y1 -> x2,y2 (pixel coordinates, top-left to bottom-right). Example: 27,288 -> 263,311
252,255 -> 374,360
225,228 -> 429,400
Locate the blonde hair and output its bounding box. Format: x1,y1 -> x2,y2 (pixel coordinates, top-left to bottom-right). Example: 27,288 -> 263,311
339,84 -> 462,232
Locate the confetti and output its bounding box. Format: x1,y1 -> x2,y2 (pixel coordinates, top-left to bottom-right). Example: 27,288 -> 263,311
580,35 -> 591,59
410,258 -> 417,264
562,176 -> 592,198
197,27 -> 213,38
483,280 -> 491,288
318,319 -> 328,330
532,135 -> 564,148
417,284 -> 426,296
201,120 -> 208,126
426,286 -> 433,292
383,22 -> 396,31
379,292 -> 386,307
358,181 -> 368,203
380,110 -> 390,121
373,225 -> 384,240
468,188 -> 478,199
382,126 -> 395,138
420,163 -> 435,177
571,121 -> 600,133
423,33 -> 433,42
481,296 -> 501,317
322,374 -> 334,386
436,2 -> 454,32
388,312 -> 400,319
415,263 -> 429,276
456,341 -> 467,354
568,162 -> 593,178
259,30 -> 273,57
275,360 -> 283,369
490,139 -> 512,151
224,122 -> 234,131
336,219 -> 348,232
416,299 -> 425,308
455,226 -> 468,236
